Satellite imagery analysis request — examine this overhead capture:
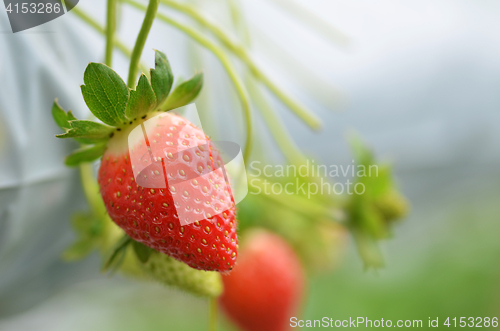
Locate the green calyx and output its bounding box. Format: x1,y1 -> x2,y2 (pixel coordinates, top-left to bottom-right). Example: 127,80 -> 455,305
53,50 -> 204,166
346,134 -> 409,269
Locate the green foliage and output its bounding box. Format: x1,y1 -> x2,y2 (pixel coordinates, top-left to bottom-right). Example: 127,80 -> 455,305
53,50 -> 205,168
162,73 -> 203,110
150,49 -> 174,106
103,235 -> 133,274
132,240 -> 154,263
238,179 -> 345,274
62,212 -> 104,261
56,120 -> 115,143
52,99 -> 77,130
81,63 -> 130,126
346,134 -> 409,269
125,74 -> 157,119
65,143 -> 107,166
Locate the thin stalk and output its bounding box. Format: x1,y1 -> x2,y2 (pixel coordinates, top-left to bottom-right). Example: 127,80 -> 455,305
249,177 -> 336,222
128,0 -> 160,88
247,76 -> 336,205
124,0 -> 253,165
71,7 -> 150,74
267,0 -> 349,47
80,163 -> 106,216
232,2 -> 337,204
246,77 -> 305,165
105,0 -> 118,67
209,298 -> 218,331
225,0 -> 251,46
159,0 -> 321,130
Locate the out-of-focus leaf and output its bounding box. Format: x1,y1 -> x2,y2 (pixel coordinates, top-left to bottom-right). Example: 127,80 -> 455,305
103,235 -> 132,274
132,240 -> 154,263
62,239 -> 96,261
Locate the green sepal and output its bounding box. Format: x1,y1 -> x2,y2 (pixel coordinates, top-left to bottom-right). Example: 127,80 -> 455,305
125,74 -> 157,120
52,101 -> 97,145
141,251 -> 223,298
351,227 -> 385,270
62,239 -> 96,261
65,143 -> 107,167
81,63 -> 130,126
162,73 -> 203,111
346,133 -> 409,269
102,235 -> 133,274
52,99 -> 77,130
56,120 -> 114,143
62,212 -> 104,262
150,50 -> 174,107
132,240 -> 154,263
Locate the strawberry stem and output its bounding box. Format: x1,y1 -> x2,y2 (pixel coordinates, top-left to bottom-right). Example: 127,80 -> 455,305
159,0 -> 322,130
79,163 -> 106,217
124,0 -> 254,165
209,297 -> 218,331
105,0 -> 118,67
246,77 -> 305,166
128,0 -> 160,89
71,7 -> 150,75
267,0 -> 350,47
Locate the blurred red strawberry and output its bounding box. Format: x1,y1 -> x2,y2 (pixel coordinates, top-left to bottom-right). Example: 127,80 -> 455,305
219,230 -> 305,331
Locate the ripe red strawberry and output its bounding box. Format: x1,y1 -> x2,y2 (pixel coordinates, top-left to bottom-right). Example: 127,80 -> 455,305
219,230 -> 305,331
53,50 -> 239,273
98,112 -> 238,272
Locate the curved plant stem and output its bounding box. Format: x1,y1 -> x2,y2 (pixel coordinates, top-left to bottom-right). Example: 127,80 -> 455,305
209,298 -> 218,331
128,0 -> 160,88
246,77 -> 305,165
80,163 -> 106,216
159,0 -> 321,130
249,177 -> 337,222
124,0 -> 253,165
267,0 -> 349,47
71,7 -> 149,74
105,0 -> 118,67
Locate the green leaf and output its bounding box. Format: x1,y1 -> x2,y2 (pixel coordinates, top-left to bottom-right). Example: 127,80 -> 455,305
125,74 -> 157,119
56,120 -> 114,143
132,240 -> 154,263
62,212 -> 104,262
65,143 -> 107,167
71,212 -> 103,237
162,73 -> 203,111
81,63 -> 130,126
52,99 -> 77,130
103,235 -> 132,274
348,133 -> 375,168
52,101 -> 103,145
150,50 -> 174,107
62,239 -> 96,262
